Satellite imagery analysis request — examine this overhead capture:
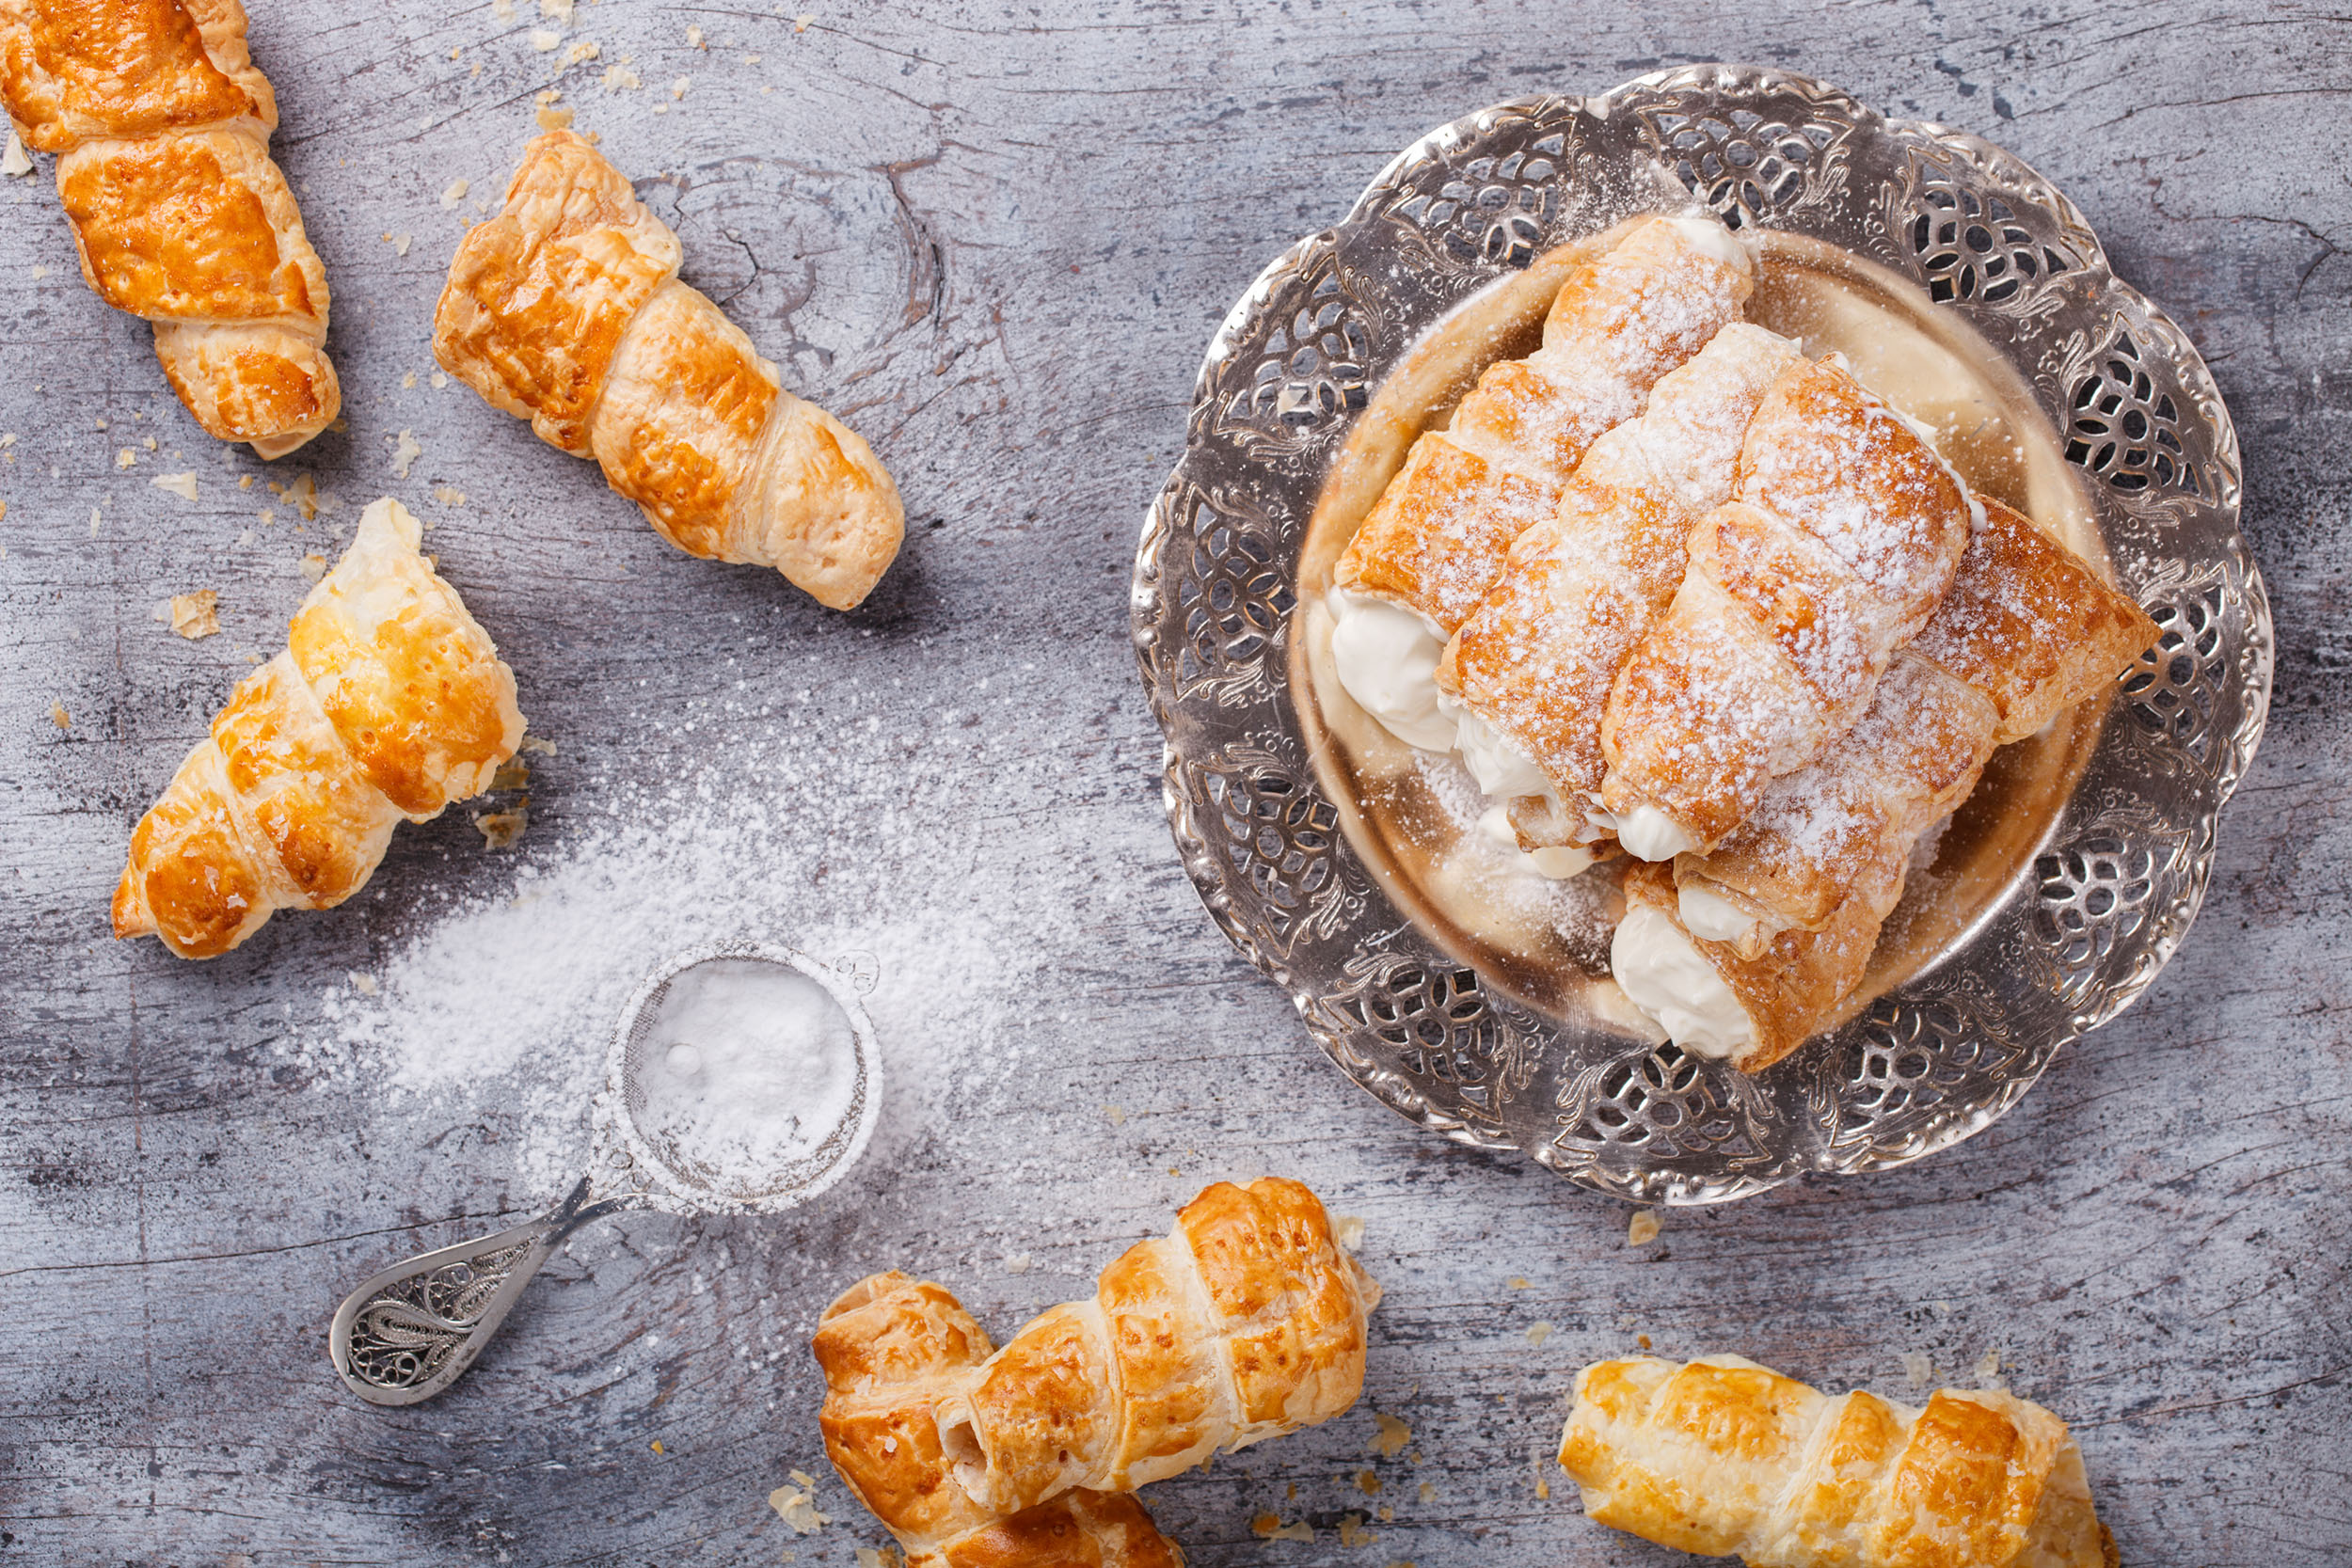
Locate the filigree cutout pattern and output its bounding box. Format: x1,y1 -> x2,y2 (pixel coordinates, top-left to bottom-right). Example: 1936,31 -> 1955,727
1168,490 -> 1295,708
1910,184 -> 2065,307
1827,995 -> 2030,1148
2122,570 -> 2231,771
1624,72 -> 1863,230
1383,140 -> 1567,266
1176,744 -> 1359,958
1314,953 -> 1537,1119
2065,326 -> 2210,499
1555,1043 -> 1775,1160
2032,832 -> 2161,976
342,1242 -> 530,1393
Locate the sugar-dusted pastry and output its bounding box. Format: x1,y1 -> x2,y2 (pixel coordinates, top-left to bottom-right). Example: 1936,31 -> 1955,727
1611,501 -> 2158,1069
113,499 -> 524,958
1435,322 -> 1805,865
1558,1354 -> 2115,1568
1327,214 -> 1754,750
815,1273 -> 1184,1568
1597,358 -> 1979,860
0,0 -> 338,455
1675,501 -> 2160,950
930,1178 -> 1380,1515
435,131 -> 903,610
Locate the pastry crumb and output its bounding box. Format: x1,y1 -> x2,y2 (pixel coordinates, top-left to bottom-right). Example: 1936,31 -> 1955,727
529,27 -> 560,50
87,508 -> 100,536
150,471 -> 197,501
490,758 -> 531,791
1,128 -> 31,176
390,430 -> 423,480
299,552 -> 326,582
539,0 -> 572,19
670,74 -> 691,99
473,805 -> 528,848
768,1486 -> 828,1535
287,473 -> 322,519
536,104 -> 574,131
238,473 -> 254,488
441,178 -> 470,208
431,372 -> 449,389
565,38 -> 599,62
115,447 -> 135,469
1371,1412 -> 1410,1458
49,701 -> 69,730
787,1469 -> 818,1490
349,972 -> 379,995
686,23 -> 704,46
1901,1352 -> 1933,1389
794,13 -> 815,30
1974,1346 -> 2005,1386
1331,1213 -> 1365,1252
433,484 -> 469,507
1251,1514 -> 1312,1543
1356,1469 -> 1380,1496
1525,1321 -> 1553,1346
402,372 -> 417,389
1637,1332 -> 1652,1349
518,734 -> 558,755
1337,1513 -> 1373,1547
1416,1481 -> 1435,1504
601,63 -> 640,89
1508,1275 -> 1530,1289
1628,1210 -> 1661,1247
156,591 -> 219,640
1003,1252 -> 1031,1275
852,1550 -> 899,1568
1102,1102 -> 1124,1126
493,0 -> 514,16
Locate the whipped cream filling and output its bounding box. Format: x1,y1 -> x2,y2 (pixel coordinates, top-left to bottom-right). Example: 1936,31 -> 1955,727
1612,804 -> 1697,862
1476,806 -> 1595,881
1677,883 -> 1768,944
1665,214 -> 1755,277
1327,586 -> 1456,751
1611,905 -> 1755,1062
1440,695 -> 1552,800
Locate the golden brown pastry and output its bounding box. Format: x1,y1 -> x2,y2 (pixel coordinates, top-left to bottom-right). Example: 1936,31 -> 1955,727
816,1273 -> 1184,1568
1558,1354 -> 2115,1568
1326,214 -> 1753,750
1611,500 -> 2159,1070
112,498 -> 524,958
1436,322 -> 1805,859
0,0 -> 338,455
930,1179 -> 1380,1516
1675,500 -> 2160,947
435,131 -> 903,610
1597,359 -> 1978,860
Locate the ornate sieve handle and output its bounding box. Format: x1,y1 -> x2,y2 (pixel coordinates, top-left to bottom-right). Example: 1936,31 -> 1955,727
327,1177 -> 617,1405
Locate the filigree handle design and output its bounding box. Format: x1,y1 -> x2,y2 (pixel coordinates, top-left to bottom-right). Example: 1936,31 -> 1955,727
329,1177 -> 618,1405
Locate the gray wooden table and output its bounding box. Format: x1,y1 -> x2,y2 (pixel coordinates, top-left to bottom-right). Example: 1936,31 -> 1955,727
3,2 -> 2346,1563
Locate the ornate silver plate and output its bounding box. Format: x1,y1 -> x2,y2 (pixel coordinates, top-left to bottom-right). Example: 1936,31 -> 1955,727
1133,65 -> 2270,1203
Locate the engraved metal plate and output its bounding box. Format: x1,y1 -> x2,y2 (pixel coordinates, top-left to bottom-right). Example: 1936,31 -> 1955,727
1132,66 -> 2270,1203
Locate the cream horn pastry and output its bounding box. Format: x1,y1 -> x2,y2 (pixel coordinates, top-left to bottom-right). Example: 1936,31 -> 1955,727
1597,358 -> 1979,860
435,131 -> 904,610
113,499 -> 525,959
1558,1354 -> 2116,1568
1433,322 -> 1806,869
1327,214 -> 1754,750
930,1178 -> 1379,1515
815,1273 -> 1184,1568
0,0 -> 339,455
1612,500 -> 2158,1069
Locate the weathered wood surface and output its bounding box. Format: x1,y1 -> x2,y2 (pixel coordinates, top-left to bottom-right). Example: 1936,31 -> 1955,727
2,1 -> 2346,1562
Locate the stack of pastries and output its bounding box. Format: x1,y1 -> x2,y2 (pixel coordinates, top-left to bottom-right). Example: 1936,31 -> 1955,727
1327,213 -> 2158,1071
814,1177 -> 1380,1565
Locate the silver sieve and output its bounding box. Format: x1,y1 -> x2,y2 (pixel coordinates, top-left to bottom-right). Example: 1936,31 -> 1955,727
327,940 -> 881,1405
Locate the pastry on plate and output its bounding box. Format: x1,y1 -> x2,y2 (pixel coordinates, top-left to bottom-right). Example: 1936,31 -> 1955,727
1611,499 -> 2158,1069
1597,357 -> 1979,860
1558,1354 -> 2115,1568
930,1178 -> 1380,1515
1327,213 -> 1754,750
815,1272 -> 1183,1568
1436,321 -> 1805,868
113,499 -> 524,958
435,131 -> 904,610
0,0 -> 339,455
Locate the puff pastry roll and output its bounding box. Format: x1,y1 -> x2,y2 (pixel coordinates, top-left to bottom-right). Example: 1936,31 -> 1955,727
1327,214 -> 1753,750
435,131 -> 904,610
1435,323 -> 1805,861
1558,1354 -> 2115,1568
1597,358 -> 1978,860
816,1273 -> 1184,1568
112,498 -> 524,958
1612,502 -> 2158,1069
0,0 -> 338,455
931,1178 -> 1380,1516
